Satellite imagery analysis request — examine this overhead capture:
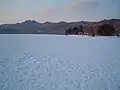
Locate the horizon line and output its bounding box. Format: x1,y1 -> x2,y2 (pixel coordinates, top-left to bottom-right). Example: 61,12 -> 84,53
0,18 -> 120,25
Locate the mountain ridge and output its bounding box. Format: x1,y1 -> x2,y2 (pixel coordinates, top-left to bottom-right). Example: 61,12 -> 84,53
0,19 -> 120,34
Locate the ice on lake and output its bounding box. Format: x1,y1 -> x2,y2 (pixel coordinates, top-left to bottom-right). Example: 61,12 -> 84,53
0,35 -> 120,90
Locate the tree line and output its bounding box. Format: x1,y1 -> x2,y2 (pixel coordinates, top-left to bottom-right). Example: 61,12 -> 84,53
66,25 -> 84,35
66,24 -> 120,36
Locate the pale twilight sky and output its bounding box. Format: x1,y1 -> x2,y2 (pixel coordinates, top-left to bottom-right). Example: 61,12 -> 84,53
0,0 -> 120,24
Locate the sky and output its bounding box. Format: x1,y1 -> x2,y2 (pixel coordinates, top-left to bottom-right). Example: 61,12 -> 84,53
0,0 -> 120,24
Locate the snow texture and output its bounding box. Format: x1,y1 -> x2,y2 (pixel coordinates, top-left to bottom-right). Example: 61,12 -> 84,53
0,35 -> 120,90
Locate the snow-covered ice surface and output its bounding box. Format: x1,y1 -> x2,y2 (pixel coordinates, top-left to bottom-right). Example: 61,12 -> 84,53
0,35 -> 120,90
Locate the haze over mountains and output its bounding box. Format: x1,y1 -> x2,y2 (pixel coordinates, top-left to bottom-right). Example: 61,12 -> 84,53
0,19 -> 120,34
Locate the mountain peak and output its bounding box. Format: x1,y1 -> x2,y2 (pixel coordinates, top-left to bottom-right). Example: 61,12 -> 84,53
22,20 -> 40,24
58,21 -> 67,24
43,21 -> 52,24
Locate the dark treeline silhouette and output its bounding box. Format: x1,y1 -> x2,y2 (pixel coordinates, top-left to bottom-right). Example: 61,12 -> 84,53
97,24 -> 115,36
66,25 -> 84,35
66,24 -> 119,36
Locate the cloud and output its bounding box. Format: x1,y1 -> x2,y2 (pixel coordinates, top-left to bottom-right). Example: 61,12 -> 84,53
45,0 -> 100,12
0,0 -> 119,23
36,0 -> 119,22
33,0 -> 101,22
70,1 -> 100,10
37,0 -> 100,14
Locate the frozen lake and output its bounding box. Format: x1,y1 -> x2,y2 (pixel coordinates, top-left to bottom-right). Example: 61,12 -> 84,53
0,35 -> 120,90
